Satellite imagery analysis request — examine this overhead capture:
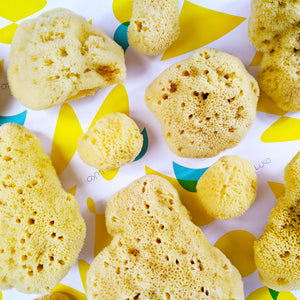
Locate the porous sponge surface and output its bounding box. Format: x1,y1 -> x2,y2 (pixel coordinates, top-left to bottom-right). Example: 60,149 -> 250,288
7,8 -> 126,110
254,151 -> 300,291
77,113 -> 143,171
145,48 -> 259,158
87,175 -> 244,300
248,0 -> 300,111
128,0 -> 180,56
196,155 -> 257,220
0,123 -> 86,294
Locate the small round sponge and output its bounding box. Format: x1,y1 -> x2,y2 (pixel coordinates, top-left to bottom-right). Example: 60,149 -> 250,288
0,123 -> 86,294
77,113 -> 143,171
128,0 -> 180,55
196,156 -> 257,220
145,48 -> 259,158
8,8 -> 126,110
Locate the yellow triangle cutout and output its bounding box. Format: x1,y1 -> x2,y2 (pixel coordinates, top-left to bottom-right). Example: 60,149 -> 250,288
0,60 -> 4,78
162,1 -> 246,60
267,181 -> 285,200
0,23 -> 18,44
257,91 -> 286,116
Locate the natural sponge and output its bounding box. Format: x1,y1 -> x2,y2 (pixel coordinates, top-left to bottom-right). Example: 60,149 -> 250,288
87,175 -> 244,299
254,151 -> 300,291
8,8 -> 126,110
0,123 -> 86,294
77,113 -> 143,171
196,155 -> 257,220
127,0 -> 180,56
248,0 -> 300,111
145,48 -> 259,158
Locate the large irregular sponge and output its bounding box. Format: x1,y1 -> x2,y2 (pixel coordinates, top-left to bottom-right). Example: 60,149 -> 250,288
7,8 -> 126,110
127,0 -> 180,56
0,123 -> 86,294
254,151 -> 300,291
196,155 -> 257,220
86,175 -> 244,300
145,48 -> 259,158
248,0 -> 300,52
258,26 -> 300,111
77,113 -> 143,171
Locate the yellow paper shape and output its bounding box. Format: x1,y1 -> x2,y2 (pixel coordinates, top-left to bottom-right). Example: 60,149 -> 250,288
0,291 -> 2,300
112,0 -> 133,24
0,23 -> 18,44
51,284 -> 86,300
87,197 -> 113,257
214,230 -> 257,278
89,84 -> 129,181
51,103 -> 83,175
78,259 -> 90,293
67,185 -> 77,196
246,287 -> 297,300
249,51 -> 264,67
162,1 -> 245,60
0,0 -> 46,22
0,60 -> 3,78
145,166 -> 214,227
268,181 -> 285,200
257,91 -> 286,116
261,116 -> 300,143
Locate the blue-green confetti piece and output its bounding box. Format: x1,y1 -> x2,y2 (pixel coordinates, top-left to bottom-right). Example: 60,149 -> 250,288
134,127 -> 148,161
0,110 -> 27,126
114,21 -> 129,52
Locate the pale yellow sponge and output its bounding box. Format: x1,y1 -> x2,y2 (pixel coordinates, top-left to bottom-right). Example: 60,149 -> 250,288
0,123 -> 86,294
8,8 -> 126,110
78,113 -> 143,171
127,0 -> 180,55
248,0 -> 300,52
196,155 -> 257,220
248,0 -> 300,111
254,151 -> 300,291
145,48 -> 259,158
86,175 -> 244,300
258,27 -> 300,111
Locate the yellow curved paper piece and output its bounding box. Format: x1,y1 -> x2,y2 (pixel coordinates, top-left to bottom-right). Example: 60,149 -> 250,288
0,60 -> 3,78
145,166 -> 214,227
78,259 -> 90,293
246,287 -> 297,300
87,197 -> 112,257
261,116 -> 300,143
0,23 -> 18,44
67,185 -> 77,196
51,103 -> 83,175
268,181 -> 285,200
162,1 -> 246,60
214,230 -> 256,278
89,85 -> 129,181
88,19 -> 92,24
112,0 -> 133,24
0,291 -> 2,300
51,283 -> 86,300
257,91 -> 286,116
249,51 -> 264,67
0,0 -> 46,22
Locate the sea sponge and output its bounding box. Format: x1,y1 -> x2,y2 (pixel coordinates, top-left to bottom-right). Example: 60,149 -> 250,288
248,0 -> 300,52
77,113 -> 143,171
0,123 -> 86,294
86,175 -> 244,300
248,0 -> 300,111
8,8 -> 126,110
196,156 -> 257,220
145,48 -> 259,158
127,0 -> 180,55
254,151 -> 300,291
